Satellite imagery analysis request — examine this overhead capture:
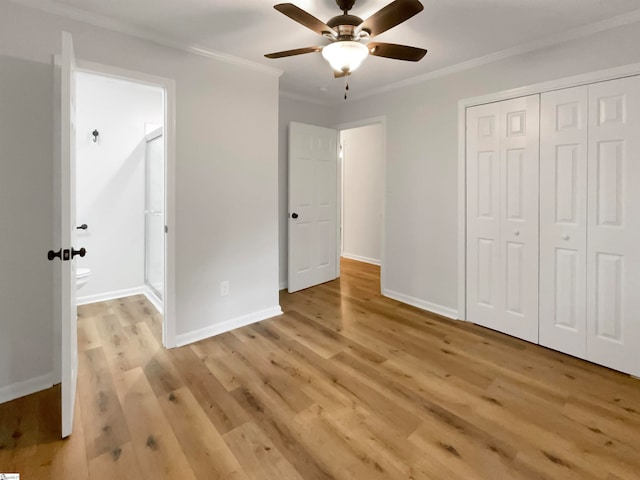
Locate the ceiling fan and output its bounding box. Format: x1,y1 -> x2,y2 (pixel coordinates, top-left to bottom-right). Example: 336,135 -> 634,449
265,0 -> 427,88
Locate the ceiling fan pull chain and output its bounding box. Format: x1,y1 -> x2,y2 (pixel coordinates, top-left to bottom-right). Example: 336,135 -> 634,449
344,75 -> 349,100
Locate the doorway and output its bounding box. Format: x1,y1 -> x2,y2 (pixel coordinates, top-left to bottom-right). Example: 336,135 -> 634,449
339,122 -> 385,267
336,117 -> 386,286
73,61 -> 176,348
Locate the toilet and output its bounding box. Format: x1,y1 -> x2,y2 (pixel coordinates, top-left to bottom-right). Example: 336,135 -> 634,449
76,267 -> 91,290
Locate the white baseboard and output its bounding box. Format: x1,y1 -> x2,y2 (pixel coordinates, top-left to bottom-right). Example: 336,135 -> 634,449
175,305 -> 283,347
279,280 -> 287,291
143,287 -> 163,314
341,252 -> 381,266
382,288 -> 458,320
0,371 -> 54,404
77,286 -> 147,305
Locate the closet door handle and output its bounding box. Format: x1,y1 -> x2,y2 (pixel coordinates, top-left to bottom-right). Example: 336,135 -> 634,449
562,234 -> 570,241
513,230 -> 520,236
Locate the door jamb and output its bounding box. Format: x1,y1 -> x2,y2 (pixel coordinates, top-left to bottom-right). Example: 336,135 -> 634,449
74,59 -> 177,348
334,116 -> 387,290
457,61 -> 640,322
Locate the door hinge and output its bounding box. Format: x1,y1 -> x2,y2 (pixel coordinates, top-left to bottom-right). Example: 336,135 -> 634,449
164,225 -> 168,234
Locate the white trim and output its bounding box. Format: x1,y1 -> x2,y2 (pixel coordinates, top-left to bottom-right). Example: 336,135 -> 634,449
279,280 -> 288,291
0,372 -> 55,404
335,116 -> 387,131
77,286 -> 147,305
144,287 -> 163,314
9,0 -> 283,78
145,126 -> 163,142
457,62 -> 640,323
75,59 -> 177,349
175,306 -> 284,348
345,9 -> 640,103
341,252 -> 381,266
383,289 -> 458,320
457,97 -> 467,321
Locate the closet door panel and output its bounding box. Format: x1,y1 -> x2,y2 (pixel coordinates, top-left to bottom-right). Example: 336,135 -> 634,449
467,95 -> 539,343
498,95 -> 540,343
467,103 -> 502,324
587,75 -> 640,377
539,86 -> 588,358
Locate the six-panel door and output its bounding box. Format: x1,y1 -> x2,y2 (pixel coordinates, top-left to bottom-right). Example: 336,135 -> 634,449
586,76 -> 640,377
288,122 -> 338,293
539,86 -> 589,358
466,95 -> 540,343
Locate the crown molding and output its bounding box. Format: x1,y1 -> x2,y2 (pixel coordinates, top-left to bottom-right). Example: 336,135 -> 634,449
346,7 -> 640,102
8,0 -> 283,78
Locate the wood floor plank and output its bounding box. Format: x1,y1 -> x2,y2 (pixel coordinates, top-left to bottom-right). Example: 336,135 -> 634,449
77,347 -> 132,460
88,442 -> 145,480
157,386 -> 249,480
223,421 -> 305,480
112,367 -> 197,480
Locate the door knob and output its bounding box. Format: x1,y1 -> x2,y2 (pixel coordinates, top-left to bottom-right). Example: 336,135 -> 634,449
71,247 -> 86,259
48,249 -> 62,261
562,234 -> 570,241
513,230 -> 520,236
291,213 -> 299,219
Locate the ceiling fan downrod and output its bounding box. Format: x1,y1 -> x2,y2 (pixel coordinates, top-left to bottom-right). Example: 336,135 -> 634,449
336,0 -> 356,14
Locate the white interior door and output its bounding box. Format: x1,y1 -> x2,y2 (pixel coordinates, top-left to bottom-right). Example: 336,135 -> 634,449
586,75 -> 640,377
59,31 -> 78,438
466,95 -> 539,343
288,122 -> 338,293
539,86 -> 588,358
466,102 -> 501,329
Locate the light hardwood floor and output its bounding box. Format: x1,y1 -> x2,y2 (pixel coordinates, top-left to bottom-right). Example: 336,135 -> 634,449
1,258 -> 640,479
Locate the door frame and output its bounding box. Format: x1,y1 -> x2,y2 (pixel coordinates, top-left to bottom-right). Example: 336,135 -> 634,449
74,59 -> 177,348
457,61 -> 640,322
335,116 -> 387,290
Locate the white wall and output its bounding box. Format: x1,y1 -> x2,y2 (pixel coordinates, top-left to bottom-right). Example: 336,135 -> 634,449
278,95 -> 335,289
334,21 -> 640,317
0,1 -> 280,398
76,72 -> 163,301
0,55 -> 54,402
341,124 -> 384,265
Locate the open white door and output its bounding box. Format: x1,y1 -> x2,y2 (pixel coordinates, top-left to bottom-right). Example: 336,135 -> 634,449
58,31 -> 78,438
288,122 -> 338,293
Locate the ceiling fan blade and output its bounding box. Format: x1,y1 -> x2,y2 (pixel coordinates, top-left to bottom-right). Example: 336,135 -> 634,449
274,3 -> 337,37
359,0 -> 424,38
368,42 -> 427,61
265,46 -> 323,59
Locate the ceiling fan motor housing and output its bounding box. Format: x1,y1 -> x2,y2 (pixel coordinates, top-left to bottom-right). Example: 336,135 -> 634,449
327,14 -> 365,39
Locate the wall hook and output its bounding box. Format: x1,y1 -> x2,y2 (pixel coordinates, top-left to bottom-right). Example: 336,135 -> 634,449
92,129 -> 99,143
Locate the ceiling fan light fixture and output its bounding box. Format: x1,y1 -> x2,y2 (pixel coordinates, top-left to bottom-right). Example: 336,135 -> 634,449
322,41 -> 369,74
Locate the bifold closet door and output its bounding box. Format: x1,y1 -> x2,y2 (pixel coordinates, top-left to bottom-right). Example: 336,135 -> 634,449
586,76 -> 640,377
539,86 -> 588,358
466,95 -> 540,343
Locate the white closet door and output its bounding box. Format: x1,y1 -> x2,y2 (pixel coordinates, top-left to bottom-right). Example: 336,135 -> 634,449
467,95 -> 539,343
539,86 -> 588,358
586,76 -> 640,377
467,102 -> 501,328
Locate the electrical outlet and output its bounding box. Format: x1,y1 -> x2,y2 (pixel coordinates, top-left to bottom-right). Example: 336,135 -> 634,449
220,280 -> 229,296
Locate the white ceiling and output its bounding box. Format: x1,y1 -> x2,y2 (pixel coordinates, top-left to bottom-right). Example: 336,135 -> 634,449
26,0 -> 640,102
